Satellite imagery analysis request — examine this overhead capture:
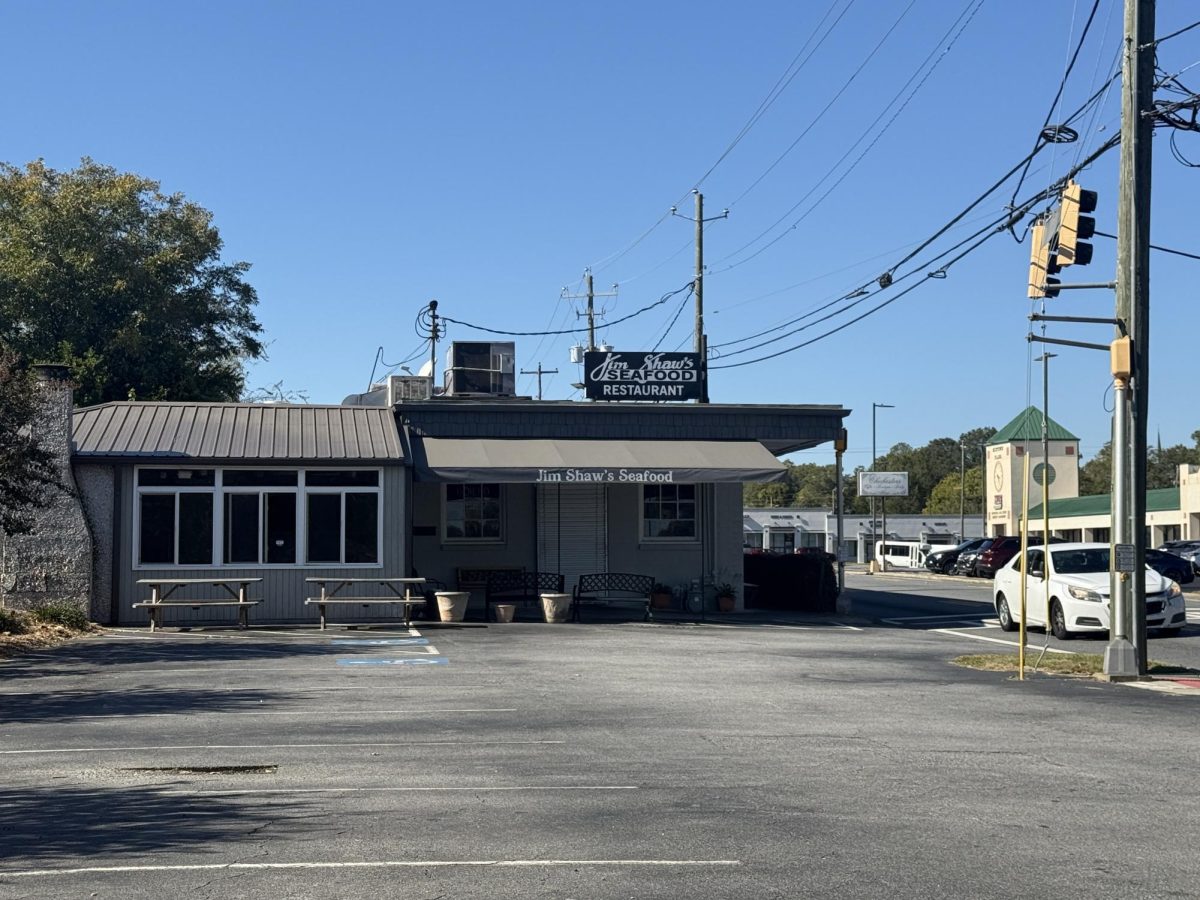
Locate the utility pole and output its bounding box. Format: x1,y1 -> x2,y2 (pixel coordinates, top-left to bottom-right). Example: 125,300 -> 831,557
562,271 -> 617,352
672,191 -> 727,404
520,363 -> 558,401
417,299 -> 444,386
959,442 -> 966,541
1106,0 -> 1155,678
835,428 -> 848,608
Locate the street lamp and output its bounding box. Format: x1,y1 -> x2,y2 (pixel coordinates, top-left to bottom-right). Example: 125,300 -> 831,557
872,402 -> 894,569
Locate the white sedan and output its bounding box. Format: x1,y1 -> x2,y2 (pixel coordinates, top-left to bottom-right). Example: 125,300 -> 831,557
993,543 -> 1187,639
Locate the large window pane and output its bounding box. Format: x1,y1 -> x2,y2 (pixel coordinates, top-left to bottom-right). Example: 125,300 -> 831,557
264,493 -> 297,564
178,493 -> 213,565
307,494 -> 342,563
445,483 -> 502,542
139,495 -> 176,565
345,493 -> 379,563
224,494 -> 260,564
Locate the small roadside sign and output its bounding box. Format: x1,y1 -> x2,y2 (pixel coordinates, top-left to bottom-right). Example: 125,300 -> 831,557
1114,543 -> 1137,573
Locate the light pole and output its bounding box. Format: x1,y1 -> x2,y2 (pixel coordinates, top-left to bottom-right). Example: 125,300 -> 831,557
872,403 -> 894,569
959,442 -> 966,541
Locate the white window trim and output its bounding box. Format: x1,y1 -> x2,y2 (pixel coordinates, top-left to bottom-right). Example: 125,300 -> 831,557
132,466 -> 384,570
638,483 -> 700,545
441,483 -> 506,545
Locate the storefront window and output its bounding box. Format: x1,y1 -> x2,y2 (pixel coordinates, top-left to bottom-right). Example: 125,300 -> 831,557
444,484 -> 503,542
642,484 -> 696,540
769,532 -> 795,553
134,468 -> 381,567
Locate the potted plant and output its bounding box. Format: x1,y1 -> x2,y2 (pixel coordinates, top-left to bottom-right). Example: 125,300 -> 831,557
651,582 -> 673,610
715,582 -> 737,613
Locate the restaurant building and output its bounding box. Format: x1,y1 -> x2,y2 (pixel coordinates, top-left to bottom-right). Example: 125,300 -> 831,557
1,350 -> 850,625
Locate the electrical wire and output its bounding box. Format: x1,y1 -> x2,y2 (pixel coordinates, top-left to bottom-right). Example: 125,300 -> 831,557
727,0 -> 919,209
1009,0 -> 1104,206
713,0 -> 987,272
652,285 -> 696,351
1145,19 -> 1200,49
709,135 -> 1120,369
436,282 -> 695,337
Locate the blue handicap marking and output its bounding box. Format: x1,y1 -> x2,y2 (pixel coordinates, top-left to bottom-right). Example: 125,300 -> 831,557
336,657 -> 448,666
330,638 -> 430,646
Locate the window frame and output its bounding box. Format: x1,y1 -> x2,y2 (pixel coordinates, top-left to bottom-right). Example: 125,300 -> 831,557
639,483 -> 699,544
132,466 -> 384,570
440,483 -> 505,545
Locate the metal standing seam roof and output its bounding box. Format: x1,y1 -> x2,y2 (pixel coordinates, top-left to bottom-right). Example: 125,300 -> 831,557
1027,487 -> 1180,519
70,403 -> 404,463
988,407 -> 1080,444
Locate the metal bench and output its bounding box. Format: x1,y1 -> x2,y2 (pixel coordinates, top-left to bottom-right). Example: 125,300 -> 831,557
485,570 -> 565,621
572,573 -> 656,622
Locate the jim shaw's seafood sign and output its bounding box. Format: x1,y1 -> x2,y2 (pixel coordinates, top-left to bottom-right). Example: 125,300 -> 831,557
584,351 -> 702,400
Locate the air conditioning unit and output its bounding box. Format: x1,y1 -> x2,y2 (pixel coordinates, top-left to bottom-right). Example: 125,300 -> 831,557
444,341 -> 516,397
386,375 -> 433,404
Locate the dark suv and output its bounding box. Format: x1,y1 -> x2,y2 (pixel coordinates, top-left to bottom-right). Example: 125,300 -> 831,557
976,536 -> 1065,578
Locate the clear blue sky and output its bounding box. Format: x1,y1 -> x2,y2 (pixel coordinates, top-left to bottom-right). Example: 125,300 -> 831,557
4,0 -> 1197,471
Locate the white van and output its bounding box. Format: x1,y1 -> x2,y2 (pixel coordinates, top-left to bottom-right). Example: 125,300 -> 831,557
874,540 -> 944,570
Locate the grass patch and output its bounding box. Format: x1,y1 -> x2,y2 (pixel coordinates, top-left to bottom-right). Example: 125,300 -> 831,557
0,605 -> 99,659
954,653 -> 1200,678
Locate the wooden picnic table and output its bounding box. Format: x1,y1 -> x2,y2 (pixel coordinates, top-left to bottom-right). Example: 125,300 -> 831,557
133,577 -> 264,631
304,577 -> 427,629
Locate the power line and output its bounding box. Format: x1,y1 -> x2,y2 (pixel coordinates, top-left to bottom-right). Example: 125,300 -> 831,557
1144,19 -> 1200,49
436,282 -> 695,337
1093,230 -> 1200,260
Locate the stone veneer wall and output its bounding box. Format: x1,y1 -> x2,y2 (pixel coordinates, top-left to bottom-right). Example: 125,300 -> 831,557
75,464 -> 115,623
0,366 -> 94,615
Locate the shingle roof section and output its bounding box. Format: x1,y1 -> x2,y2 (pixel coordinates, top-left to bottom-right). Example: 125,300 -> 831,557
71,403 -> 404,463
1028,487 -> 1180,519
988,407 -> 1080,444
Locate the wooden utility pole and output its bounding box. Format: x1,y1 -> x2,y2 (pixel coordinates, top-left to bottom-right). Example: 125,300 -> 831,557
520,363 -> 558,401
1106,0 -> 1155,678
562,271 -> 616,352
672,191 -> 727,404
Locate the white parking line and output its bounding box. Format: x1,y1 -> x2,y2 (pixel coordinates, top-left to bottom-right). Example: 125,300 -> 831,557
930,628 -> 1077,653
63,708 -> 518,721
0,859 -> 743,878
0,739 -> 565,756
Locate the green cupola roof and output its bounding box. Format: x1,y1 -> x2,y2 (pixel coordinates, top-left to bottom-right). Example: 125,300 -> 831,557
987,407 -> 1080,445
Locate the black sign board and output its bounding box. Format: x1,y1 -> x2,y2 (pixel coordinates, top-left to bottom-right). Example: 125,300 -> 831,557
584,351 -> 702,401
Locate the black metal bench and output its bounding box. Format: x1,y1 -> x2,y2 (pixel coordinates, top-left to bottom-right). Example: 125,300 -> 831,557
572,573 -> 656,622
485,570 -> 565,621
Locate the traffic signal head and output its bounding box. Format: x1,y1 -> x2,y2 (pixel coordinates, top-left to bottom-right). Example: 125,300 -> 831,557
1056,180 -> 1097,266
1028,221 -> 1061,299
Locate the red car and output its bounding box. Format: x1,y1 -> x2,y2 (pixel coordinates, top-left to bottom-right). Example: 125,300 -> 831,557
976,535 -> 1065,578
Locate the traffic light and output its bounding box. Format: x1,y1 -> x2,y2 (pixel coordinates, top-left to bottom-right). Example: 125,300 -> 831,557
1028,221 -> 1061,299
1056,180 -> 1097,266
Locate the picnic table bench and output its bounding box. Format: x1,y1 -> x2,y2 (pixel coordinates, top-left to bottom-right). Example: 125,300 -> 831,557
572,573 -> 656,622
304,577 -> 427,629
133,578 -> 263,632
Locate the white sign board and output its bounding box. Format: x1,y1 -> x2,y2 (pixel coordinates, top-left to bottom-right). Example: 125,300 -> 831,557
858,471 -> 909,497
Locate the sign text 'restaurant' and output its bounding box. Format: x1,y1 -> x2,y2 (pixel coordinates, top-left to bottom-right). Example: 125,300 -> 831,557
584,351 -> 702,401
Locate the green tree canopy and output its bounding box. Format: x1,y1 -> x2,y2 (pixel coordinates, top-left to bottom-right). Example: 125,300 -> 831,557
0,344 -> 58,536
0,159 -> 264,406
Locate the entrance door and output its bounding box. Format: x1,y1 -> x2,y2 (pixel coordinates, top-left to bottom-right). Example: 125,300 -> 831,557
537,483 -> 607,594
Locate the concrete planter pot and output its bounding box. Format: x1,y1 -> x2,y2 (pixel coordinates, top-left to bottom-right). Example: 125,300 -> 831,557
717,593 -> 736,613
435,591 -> 469,622
493,603 -> 516,623
650,592 -> 673,610
540,593 -> 571,623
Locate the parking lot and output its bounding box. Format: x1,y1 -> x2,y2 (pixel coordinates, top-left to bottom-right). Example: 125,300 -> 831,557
3,612 -> 1199,899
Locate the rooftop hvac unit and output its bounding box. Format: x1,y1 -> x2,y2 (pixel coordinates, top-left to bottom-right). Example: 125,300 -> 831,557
386,375 -> 433,404
444,341 -> 516,397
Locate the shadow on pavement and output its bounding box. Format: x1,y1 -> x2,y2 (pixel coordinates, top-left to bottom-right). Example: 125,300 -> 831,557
0,687 -> 291,724
0,784 -> 309,866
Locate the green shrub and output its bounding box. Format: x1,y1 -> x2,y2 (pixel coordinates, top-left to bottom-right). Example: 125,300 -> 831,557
29,603 -> 90,630
0,608 -> 28,634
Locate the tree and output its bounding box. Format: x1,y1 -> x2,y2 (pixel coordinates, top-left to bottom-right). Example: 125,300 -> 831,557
0,344 -> 59,536
0,158 -> 264,406
925,466 -> 983,515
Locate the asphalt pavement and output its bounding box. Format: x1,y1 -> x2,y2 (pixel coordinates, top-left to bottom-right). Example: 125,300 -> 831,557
2,606 -> 1198,899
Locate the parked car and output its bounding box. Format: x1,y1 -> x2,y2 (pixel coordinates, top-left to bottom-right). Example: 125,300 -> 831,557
925,538 -> 990,574
993,543 -> 1187,639
1157,540 -> 1200,554
950,539 -> 993,576
1145,548 -> 1195,585
976,535 -> 1065,579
